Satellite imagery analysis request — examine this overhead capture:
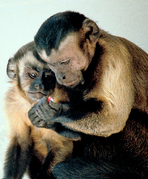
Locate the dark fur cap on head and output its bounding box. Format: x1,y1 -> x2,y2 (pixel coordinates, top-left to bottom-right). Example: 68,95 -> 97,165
34,11 -> 86,55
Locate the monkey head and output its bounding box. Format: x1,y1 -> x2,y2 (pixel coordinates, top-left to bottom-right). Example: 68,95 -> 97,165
7,42 -> 56,103
34,11 -> 99,88
38,34 -> 87,88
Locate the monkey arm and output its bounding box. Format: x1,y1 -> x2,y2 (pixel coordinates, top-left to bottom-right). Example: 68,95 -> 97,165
49,101 -> 130,137
28,48 -> 135,139
28,56 -> 135,138
56,53 -> 135,138
29,61 -> 134,139
52,157 -> 143,179
28,87 -> 133,139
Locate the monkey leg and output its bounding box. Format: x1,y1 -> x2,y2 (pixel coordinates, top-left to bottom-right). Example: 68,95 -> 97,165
3,137 -> 33,179
52,158 -> 145,179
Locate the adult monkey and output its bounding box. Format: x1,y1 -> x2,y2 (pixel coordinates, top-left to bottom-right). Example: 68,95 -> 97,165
3,41 -> 73,179
29,11 -> 148,178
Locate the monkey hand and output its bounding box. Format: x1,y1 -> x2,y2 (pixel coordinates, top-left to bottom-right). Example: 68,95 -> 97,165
28,96 -> 61,127
28,96 -> 69,128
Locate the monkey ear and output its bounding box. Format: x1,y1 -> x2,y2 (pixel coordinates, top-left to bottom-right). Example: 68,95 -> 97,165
7,57 -> 17,79
81,19 -> 100,43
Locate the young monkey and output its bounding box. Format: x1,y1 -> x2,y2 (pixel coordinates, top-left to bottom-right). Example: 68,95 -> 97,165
3,41 -> 73,179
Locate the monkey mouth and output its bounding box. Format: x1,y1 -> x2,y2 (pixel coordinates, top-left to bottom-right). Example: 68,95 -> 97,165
28,92 -> 47,100
62,79 -> 80,88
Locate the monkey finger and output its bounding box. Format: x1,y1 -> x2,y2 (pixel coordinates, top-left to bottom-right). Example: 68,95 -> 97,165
28,109 -> 38,121
35,105 -> 51,119
37,101 -> 61,119
38,96 -> 47,106
28,106 -> 38,120
39,100 -> 51,111
30,113 -> 46,127
37,97 -> 61,116
37,97 -> 52,113
49,101 -> 62,112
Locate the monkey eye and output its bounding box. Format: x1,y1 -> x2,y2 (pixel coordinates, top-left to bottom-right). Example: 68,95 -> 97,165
60,59 -> 70,65
28,72 -> 38,79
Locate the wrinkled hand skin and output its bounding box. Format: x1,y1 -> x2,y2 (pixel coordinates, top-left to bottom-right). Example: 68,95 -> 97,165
28,96 -> 63,128
28,97 -> 82,140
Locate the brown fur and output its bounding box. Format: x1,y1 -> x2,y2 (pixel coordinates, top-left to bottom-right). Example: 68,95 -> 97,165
3,42 -> 73,179
27,11 -> 148,178
38,20 -> 148,137
26,11 -> 148,178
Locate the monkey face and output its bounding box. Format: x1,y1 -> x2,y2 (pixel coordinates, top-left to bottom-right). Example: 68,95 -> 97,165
7,49 -> 56,104
38,34 -> 89,88
19,52 -> 56,103
25,66 -> 55,103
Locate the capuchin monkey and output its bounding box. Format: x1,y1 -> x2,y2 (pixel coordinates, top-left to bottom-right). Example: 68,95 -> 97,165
28,11 -> 148,178
3,41 -> 73,179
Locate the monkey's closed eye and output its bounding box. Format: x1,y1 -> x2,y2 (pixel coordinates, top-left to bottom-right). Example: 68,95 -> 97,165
28,72 -> 38,79
60,59 -> 70,65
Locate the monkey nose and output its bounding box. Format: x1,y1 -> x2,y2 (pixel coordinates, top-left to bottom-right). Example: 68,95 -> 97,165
34,84 -> 39,89
34,84 -> 43,89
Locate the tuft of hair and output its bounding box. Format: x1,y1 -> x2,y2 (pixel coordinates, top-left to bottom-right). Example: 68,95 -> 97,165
34,11 -> 86,55
14,41 -> 46,64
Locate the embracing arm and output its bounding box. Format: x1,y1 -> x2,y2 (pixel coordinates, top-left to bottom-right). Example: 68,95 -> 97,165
28,71 -> 134,139
28,43 -> 135,139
